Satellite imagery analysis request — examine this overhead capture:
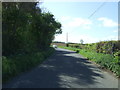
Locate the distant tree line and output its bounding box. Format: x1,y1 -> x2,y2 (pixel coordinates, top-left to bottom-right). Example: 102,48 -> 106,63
2,2 -> 62,56
52,41 -> 65,44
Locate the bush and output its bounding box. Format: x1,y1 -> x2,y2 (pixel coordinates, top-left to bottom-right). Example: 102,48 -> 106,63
79,49 -> 120,77
96,41 -> 120,54
66,44 -> 69,47
68,41 -> 119,55
2,47 -> 55,83
59,46 -> 120,77
2,2 -> 62,56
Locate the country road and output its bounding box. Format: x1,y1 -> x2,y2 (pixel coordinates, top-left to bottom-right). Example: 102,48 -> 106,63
3,48 -> 118,88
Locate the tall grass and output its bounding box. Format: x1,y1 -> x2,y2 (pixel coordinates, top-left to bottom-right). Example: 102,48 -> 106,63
59,46 -> 120,77
2,47 -> 55,83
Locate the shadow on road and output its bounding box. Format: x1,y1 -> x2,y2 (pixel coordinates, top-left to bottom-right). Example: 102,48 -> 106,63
3,48 -> 104,88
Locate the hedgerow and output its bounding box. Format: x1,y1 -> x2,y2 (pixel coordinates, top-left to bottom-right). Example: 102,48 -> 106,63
3,47 -> 55,83
59,46 -> 120,77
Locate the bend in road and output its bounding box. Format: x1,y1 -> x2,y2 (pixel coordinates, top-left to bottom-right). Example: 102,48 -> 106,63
3,48 -> 118,88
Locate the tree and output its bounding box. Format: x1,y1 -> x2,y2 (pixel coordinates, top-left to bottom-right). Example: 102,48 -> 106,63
80,39 -> 84,44
2,2 -> 62,56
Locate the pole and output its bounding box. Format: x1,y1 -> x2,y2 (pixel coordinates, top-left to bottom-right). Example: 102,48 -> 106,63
66,32 -> 68,43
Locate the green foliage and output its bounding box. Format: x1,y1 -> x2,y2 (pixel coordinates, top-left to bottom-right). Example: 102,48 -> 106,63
96,41 -> 120,54
59,46 -> 120,77
67,41 -> 119,55
66,43 -> 69,47
2,2 -> 62,56
68,44 -> 80,48
2,2 -> 61,83
3,47 -> 55,83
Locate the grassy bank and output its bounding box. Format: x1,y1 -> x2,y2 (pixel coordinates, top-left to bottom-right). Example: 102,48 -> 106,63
59,46 -> 120,77
2,47 -> 55,83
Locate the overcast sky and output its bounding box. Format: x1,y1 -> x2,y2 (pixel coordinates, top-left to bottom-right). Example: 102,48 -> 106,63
39,1 -> 118,44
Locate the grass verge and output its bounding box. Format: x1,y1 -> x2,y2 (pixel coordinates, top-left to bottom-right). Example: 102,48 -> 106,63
2,47 -> 55,83
59,46 -> 120,78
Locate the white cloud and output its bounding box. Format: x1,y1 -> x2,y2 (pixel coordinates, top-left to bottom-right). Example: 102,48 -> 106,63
113,29 -> 118,33
67,18 -> 92,28
98,17 -> 118,27
55,34 -> 98,44
54,34 -> 66,42
100,35 -> 118,41
60,16 -> 71,21
54,17 -> 118,44
83,25 -> 91,30
60,16 -> 92,30
54,33 -> 118,44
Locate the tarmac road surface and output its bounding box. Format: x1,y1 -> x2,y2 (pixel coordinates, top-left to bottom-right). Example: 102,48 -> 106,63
3,48 -> 118,88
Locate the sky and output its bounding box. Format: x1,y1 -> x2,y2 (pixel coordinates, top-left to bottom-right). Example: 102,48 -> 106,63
39,1 -> 118,44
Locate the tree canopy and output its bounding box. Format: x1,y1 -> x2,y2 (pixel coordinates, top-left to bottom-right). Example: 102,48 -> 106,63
2,2 -> 62,56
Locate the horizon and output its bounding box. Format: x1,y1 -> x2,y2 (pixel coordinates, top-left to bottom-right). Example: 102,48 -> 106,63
52,40 -> 118,44
39,1 -> 118,44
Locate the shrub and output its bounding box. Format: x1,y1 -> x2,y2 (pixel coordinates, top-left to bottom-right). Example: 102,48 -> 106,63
2,47 -> 55,83
96,41 -> 120,54
66,44 -> 69,47
79,49 -> 120,77
59,46 -> 120,77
